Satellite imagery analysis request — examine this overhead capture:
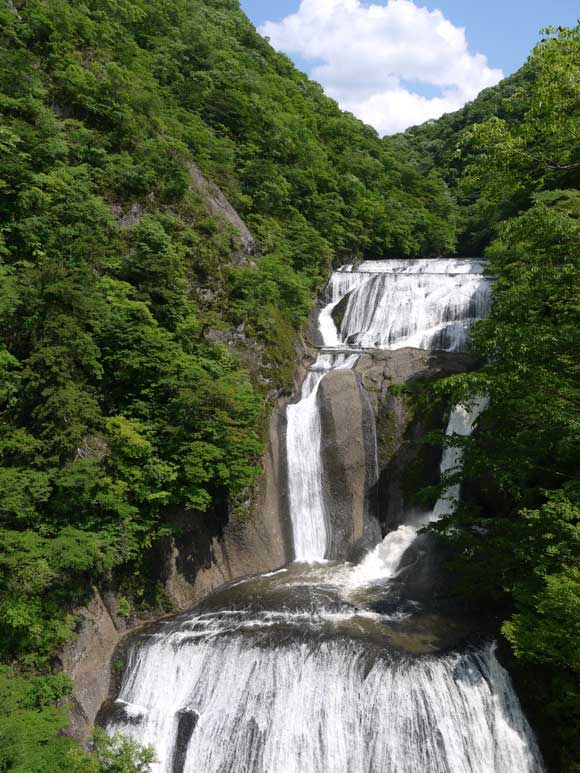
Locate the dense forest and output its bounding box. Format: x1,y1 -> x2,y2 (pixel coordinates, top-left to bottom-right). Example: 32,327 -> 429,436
401,24 -> 580,772
0,0 -> 578,770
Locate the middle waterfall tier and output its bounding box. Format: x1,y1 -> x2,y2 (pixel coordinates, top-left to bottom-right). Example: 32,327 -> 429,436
286,353 -> 360,562
286,258 -> 490,563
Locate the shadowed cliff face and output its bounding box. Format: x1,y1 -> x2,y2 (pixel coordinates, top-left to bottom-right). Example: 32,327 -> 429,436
354,349 -> 475,531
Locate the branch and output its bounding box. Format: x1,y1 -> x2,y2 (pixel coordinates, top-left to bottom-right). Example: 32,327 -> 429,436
508,146 -> 580,171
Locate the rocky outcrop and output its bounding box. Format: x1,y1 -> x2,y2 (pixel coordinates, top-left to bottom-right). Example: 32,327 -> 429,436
330,293 -> 349,331
360,349 -> 473,530
313,348 -> 474,557
188,162 -> 258,262
109,163 -> 258,261
60,589 -> 127,741
317,369 -> 381,560
337,348 -> 473,534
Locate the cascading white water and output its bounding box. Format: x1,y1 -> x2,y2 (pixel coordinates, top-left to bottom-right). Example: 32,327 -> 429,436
287,353 -> 360,561
432,396 -> 490,519
338,262 -> 491,352
111,632 -> 543,773
107,258 -> 545,773
285,369 -> 328,561
352,396 -> 489,585
286,258 -> 490,562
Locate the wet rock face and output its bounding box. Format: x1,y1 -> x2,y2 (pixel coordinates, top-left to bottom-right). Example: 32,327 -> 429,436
172,710 -> 199,773
354,349 -> 474,532
310,348 -> 475,560
330,293 -> 350,331
317,369 -> 381,560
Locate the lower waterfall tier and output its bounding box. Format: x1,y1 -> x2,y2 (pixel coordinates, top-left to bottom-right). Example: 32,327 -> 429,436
106,563 -> 543,773
110,633 -> 542,773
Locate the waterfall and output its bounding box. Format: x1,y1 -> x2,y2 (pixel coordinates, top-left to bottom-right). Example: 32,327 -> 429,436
351,396 -> 488,585
286,258 -> 490,562
111,633 -> 542,773
285,370 -> 328,561
287,353 -> 359,561
107,258 -> 544,773
338,263 -> 491,352
432,396 -> 489,519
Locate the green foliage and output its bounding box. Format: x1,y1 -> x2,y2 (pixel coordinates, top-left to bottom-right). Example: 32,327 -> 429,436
461,25 -> 580,201
0,665 -> 155,771
0,666 -> 82,773
0,0 -> 457,699
420,24 -> 580,770
395,69 -> 532,254
90,729 -> 156,773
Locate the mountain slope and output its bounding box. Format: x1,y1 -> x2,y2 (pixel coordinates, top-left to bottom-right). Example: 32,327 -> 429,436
393,66 -> 534,253
400,24 -> 580,772
0,5 -> 459,763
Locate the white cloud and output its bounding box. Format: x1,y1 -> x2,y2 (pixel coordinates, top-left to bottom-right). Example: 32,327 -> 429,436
260,0 -> 503,135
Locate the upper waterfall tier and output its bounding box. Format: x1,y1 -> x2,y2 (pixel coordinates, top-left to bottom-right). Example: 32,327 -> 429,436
323,258 -> 490,352
288,257 -> 489,563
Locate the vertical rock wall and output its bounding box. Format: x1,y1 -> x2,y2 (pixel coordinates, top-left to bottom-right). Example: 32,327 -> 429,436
317,369 -> 381,559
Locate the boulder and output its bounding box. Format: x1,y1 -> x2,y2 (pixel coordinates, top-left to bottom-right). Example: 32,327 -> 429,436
317,369 -> 381,559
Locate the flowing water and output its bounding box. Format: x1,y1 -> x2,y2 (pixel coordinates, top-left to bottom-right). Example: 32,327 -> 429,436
287,258 -> 491,563
286,353 -> 359,561
107,259 -> 544,772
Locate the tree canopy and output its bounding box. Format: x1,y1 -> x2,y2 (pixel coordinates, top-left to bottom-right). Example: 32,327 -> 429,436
412,23 -> 580,772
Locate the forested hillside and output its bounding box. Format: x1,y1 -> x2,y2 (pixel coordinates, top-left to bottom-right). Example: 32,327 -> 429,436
392,68 -> 532,254
0,0 -> 457,768
401,25 -> 580,772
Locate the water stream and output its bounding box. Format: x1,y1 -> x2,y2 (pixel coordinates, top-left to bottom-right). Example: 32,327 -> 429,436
107,259 -> 544,772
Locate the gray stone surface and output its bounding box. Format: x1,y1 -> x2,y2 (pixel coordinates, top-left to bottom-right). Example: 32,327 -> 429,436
318,369 -> 381,559
188,162 -> 258,262
60,589 -> 124,741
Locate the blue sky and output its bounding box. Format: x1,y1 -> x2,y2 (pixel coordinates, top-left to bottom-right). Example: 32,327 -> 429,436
239,0 -> 580,134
